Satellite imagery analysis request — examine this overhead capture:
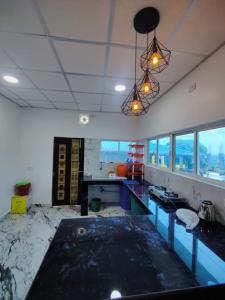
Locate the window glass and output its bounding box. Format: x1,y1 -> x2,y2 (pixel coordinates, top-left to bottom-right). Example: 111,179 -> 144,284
198,127 -> 225,182
100,141 -> 119,162
158,137 -> 170,168
175,133 -> 194,173
119,141 -> 132,161
148,139 -> 157,165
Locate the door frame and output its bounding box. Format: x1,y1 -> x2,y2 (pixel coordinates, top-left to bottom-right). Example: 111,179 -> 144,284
52,137 -> 84,206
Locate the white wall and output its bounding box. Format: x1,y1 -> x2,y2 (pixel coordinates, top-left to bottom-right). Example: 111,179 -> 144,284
0,96 -> 21,218
19,109 -> 138,205
138,45 -> 225,224
138,45 -> 225,138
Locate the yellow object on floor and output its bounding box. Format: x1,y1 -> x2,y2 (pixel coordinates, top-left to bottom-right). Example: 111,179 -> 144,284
11,195 -> 32,214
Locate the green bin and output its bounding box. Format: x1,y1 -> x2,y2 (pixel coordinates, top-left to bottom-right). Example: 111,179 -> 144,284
130,195 -> 147,215
90,198 -> 101,212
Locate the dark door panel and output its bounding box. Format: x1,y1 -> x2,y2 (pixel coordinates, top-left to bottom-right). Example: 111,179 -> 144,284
52,137 -> 84,206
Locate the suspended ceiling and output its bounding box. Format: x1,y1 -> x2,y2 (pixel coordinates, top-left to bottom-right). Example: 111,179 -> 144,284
0,0 -> 224,113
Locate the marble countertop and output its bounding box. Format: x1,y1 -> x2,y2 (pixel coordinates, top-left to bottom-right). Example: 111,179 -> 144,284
81,175 -> 127,182
27,181 -> 225,300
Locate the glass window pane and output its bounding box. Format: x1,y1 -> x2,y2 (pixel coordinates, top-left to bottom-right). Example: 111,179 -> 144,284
198,127 -> 225,182
119,141 -> 132,162
175,133 -> 194,173
148,139 -> 157,165
100,141 -> 119,162
158,137 -> 170,168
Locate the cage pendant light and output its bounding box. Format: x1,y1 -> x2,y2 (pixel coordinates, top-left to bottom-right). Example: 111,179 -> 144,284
140,31 -> 171,74
138,33 -> 160,99
121,32 -> 150,116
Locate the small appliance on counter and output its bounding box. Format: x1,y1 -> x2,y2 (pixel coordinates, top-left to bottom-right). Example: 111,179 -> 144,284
148,185 -> 186,207
198,200 -> 216,222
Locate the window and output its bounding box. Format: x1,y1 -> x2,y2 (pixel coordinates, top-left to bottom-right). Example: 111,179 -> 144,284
119,141 -> 131,161
148,139 -> 157,165
158,137 -> 170,168
198,127 -> 225,182
174,133 -> 194,173
100,141 -> 119,162
100,140 -> 133,162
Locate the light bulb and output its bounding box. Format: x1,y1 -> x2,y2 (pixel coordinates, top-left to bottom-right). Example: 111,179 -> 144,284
142,81 -> 151,94
131,99 -> 141,112
150,52 -> 161,67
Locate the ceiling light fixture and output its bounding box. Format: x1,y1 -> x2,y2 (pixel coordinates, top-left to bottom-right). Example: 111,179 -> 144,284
79,113 -> 90,125
121,32 -> 150,116
114,84 -> 126,92
138,69 -> 160,99
3,75 -> 19,84
139,8 -> 171,75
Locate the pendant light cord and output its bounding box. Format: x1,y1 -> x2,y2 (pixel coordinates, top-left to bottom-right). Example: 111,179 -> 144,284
134,31 -> 137,85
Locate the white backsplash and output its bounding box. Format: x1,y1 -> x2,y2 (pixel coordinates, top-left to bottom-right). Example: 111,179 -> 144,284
144,165 -> 225,225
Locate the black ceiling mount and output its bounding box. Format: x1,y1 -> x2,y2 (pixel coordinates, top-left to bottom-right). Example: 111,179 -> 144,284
133,7 -> 160,34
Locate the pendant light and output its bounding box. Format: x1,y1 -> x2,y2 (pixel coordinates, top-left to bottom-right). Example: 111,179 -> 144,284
138,69 -> 160,99
138,33 -> 160,99
140,30 -> 171,74
121,32 -> 150,116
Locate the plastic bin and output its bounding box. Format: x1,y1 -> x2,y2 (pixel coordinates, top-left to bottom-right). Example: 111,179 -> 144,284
90,198 -> 101,212
11,195 -> 32,214
120,180 -> 139,210
130,194 -> 148,215
15,181 -> 31,196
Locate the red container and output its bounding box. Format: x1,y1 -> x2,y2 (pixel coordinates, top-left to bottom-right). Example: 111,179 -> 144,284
15,183 -> 31,196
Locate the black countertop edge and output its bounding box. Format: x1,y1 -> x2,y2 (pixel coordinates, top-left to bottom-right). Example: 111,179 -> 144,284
120,283 -> 225,299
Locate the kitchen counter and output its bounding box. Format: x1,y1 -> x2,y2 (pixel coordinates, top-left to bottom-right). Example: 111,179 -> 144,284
27,181 -> 225,299
80,176 -> 129,215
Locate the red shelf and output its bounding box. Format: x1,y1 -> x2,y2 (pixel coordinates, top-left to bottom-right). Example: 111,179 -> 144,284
128,144 -> 144,148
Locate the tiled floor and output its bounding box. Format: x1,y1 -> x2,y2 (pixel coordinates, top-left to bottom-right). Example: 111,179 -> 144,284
0,205 -> 126,300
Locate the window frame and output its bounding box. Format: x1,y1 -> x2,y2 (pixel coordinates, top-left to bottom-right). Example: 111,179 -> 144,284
146,121 -> 225,188
157,136 -> 171,169
100,140 -> 136,163
173,131 -> 195,175
148,138 -> 158,166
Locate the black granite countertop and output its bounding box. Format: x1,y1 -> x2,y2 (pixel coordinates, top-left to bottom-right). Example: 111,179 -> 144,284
27,181 -> 225,300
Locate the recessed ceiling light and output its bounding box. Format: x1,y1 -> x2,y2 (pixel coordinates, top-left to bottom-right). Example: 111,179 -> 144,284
79,113 -> 90,125
114,84 -> 126,92
3,75 -> 19,84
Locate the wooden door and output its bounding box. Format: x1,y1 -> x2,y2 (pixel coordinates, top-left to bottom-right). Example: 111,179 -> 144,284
52,137 -> 84,206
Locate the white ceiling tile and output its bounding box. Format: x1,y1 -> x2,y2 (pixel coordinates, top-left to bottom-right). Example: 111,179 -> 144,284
54,40 -> 106,75
102,105 -> 121,113
74,93 -> 102,105
104,77 -> 134,94
156,52 -> 202,82
0,33 -> 60,71
0,0 -> 44,34
25,100 -> 54,109
79,104 -> 101,112
7,87 -> 46,101
0,50 -> 17,68
169,0 -> 225,55
107,47 -> 142,78
0,86 -> 19,99
102,94 -> 126,106
42,90 -> 74,102
68,75 -> 105,93
10,98 -> 30,107
38,0 -> 110,42
112,0 -> 190,46
54,102 -> 78,110
24,70 -> 69,90
0,68 -> 34,88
